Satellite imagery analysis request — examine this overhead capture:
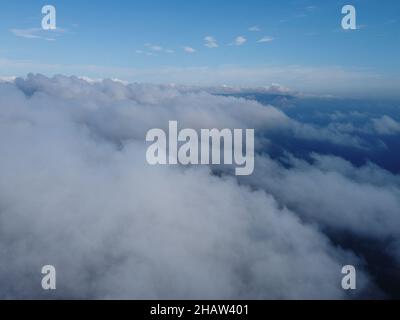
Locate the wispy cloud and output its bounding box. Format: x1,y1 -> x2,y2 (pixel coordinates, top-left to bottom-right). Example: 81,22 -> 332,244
257,36 -> 275,43
248,26 -> 261,32
135,49 -> 158,57
11,28 -> 42,39
231,36 -> 247,46
183,46 -> 196,53
146,44 -> 163,52
306,5 -> 317,11
10,27 -> 66,41
204,36 -> 218,48
139,44 -> 175,55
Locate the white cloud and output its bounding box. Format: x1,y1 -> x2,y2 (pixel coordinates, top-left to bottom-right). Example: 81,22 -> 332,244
149,45 -> 163,51
231,36 -> 247,46
183,46 -> 196,53
372,115 -> 400,135
248,26 -> 261,32
0,76 -> 16,82
239,153 -> 400,265
144,44 -> 164,52
0,74 -> 376,298
257,36 -> 275,43
11,28 -> 42,39
1,58 -> 399,98
204,36 -> 218,48
141,44 -> 174,55
11,27 -> 66,41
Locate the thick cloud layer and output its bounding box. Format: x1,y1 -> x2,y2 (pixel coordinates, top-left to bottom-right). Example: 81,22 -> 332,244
240,154 -> 400,245
1,74 -> 398,298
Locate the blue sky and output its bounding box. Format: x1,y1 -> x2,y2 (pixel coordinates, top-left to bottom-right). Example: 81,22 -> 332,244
0,0 -> 399,96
